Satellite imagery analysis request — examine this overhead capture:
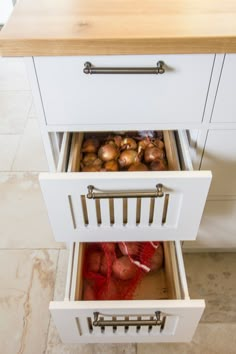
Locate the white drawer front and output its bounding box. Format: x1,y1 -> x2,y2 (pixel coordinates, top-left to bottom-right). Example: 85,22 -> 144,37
40,171 -> 211,242
49,241 -> 205,343
34,54 -> 214,129
39,131 -> 211,242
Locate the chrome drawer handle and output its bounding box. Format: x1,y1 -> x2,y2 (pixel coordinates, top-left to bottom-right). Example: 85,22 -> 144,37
87,184 -> 164,199
83,61 -> 165,75
93,311 -> 165,328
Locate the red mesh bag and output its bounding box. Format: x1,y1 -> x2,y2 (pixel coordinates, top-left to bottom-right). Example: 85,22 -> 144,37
82,241 -> 163,301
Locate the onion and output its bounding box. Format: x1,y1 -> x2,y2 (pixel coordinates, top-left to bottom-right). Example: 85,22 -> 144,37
151,138 -> 165,150
104,160 -> 119,172
98,144 -> 119,162
82,153 -> 97,166
138,138 -> 152,154
144,147 -> 165,163
82,138 -> 100,153
150,159 -> 168,171
120,137 -> 137,151
118,150 -> 140,168
81,166 -> 98,172
128,163 -> 148,171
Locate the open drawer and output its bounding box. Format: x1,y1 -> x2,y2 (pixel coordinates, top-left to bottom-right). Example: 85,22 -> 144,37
50,241 -> 204,343
39,130 -> 211,242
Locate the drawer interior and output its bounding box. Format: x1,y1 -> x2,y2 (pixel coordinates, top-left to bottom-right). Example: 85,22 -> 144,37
64,130 -> 182,174
72,241 -> 182,302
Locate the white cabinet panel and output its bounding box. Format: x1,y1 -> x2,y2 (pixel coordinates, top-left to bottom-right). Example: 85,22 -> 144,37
34,54 -> 214,129
201,130 -> 236,197
211,54 -> 236,123
184,200 -> 236,250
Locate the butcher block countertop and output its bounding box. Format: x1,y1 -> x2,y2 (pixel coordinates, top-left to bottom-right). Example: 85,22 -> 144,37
1,0 -> 236,56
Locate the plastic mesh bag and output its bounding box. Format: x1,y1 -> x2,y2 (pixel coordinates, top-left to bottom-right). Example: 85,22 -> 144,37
82,241 -> 163,301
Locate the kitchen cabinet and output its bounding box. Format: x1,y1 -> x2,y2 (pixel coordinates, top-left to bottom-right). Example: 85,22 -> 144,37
184,54 -> 236,250
1,0 -> 236,345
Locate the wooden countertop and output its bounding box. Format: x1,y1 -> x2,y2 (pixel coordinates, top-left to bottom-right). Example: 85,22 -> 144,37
1,0 -> 236,56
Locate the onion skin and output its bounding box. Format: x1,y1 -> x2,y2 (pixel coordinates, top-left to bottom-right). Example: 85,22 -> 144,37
120,137 -> 137,151
104,160 -> 119,172
118,150 -> 140,168
82,138 -> 100,153
150,159 -> 168,171
81,166 -> 99,172
128,163 -> 149,171
144,147 -> 165,164
152,138 -> 165,150
98,144 -> 119,162
82,153 -> 97,166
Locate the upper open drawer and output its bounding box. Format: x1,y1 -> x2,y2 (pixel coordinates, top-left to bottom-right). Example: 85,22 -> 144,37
34,55 -> 214,129
39,131 -> 212,242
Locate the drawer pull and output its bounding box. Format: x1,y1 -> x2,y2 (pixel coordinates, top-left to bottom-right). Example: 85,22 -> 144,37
93,311 -> 165,328
83,61 -> 165,75
87,184 -> 164,199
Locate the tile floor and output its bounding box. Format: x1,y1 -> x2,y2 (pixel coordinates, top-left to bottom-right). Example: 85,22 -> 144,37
0,57 -> 236,354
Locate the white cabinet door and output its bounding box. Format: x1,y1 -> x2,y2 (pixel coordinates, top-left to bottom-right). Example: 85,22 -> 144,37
34,54 -> 214,129
184,200 -> 236,250
211,54 -> 236,123
200,130 -> 236,197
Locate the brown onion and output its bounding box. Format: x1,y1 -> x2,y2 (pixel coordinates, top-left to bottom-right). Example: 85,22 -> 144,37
98,144 -> 119,162
150,159 -> 168,171
82,138 -> 100,153
106,135 -> 122,148
81,166 -> 98,172
120,137 -> 137,151
118,150 -> 140,168
82,153 -> 98,166
128,162 -> 149,171
144,147 -> 165,163
104,160 -> 119,172
151,138 -> 165,150
138,138 -> 152,154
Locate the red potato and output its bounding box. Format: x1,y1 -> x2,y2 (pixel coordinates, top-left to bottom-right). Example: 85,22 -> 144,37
118,242 -> 140,256
99,277 -> 118,300
112,256 -> 138,280
83,283 -> 96,300
100,254 -> 108,275
87,251 -> 102,273
150,244 -> 164,271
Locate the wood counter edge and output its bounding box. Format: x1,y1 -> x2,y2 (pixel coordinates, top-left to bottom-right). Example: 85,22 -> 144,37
1,37 -> 236,56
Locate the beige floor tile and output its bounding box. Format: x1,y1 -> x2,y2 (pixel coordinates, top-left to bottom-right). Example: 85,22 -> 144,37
0,91 -> 31,133
12,119 -> 48,171
184,253 -> 236,322
0,249 -> 58,354
0,172 -> 65,248
137,323 -> 236,354
0,134 -> 20,170
0,57 -> 30,91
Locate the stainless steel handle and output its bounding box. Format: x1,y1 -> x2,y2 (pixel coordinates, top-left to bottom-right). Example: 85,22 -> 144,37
83,61 -> 165,75
93,311 -> 165,328
87,184 -> 164,199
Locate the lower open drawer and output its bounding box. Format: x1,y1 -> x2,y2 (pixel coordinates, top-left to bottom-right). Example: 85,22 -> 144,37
50,241 -> 204,343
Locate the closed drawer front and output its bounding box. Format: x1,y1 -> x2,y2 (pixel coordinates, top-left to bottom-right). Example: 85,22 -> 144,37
50,241 -> 205,343
39,130 -> 212,242
34,54 -> 214,129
